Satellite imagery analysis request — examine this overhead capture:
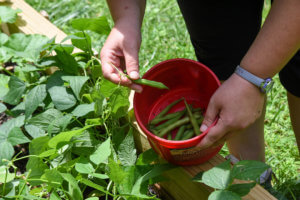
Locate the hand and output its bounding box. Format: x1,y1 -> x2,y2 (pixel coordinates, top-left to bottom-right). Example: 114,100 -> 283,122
197,73 -> 266,149
100,22 -> 143,92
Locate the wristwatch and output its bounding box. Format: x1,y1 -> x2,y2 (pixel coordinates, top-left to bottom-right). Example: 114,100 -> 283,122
235,65 -> 274,93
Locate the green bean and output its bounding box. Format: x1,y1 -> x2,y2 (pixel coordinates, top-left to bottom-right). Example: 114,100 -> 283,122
150,98 -> 183,124
174,125 -> 187,140
154,113 -> 184,131
157,116 -> 190,137
180,129 -> 195,140
108,61 -> 168,89
150,109 -> 186,125
184,99 -> 200,135
131,78 -> 169,90
167,133 -> 172,140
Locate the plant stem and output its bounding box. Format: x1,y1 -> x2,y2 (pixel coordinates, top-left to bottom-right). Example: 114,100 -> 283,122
17,170 -> 32,199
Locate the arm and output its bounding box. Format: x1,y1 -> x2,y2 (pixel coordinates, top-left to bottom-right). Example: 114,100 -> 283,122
197,0 -> 300,149
100,0 -> 146,92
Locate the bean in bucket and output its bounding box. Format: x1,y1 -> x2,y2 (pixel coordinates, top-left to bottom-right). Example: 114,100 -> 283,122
133,58 -> 223,165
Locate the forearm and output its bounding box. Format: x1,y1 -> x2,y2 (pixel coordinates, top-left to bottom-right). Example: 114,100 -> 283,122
106,0 -> 146,29
241,0 -> 300,78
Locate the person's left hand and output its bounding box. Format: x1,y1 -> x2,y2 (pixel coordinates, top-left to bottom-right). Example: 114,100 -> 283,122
197,73 -> 265,149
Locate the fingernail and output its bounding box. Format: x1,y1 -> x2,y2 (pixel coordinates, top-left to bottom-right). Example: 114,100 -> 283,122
129,71 -> 139,79
200,124 -> 208,132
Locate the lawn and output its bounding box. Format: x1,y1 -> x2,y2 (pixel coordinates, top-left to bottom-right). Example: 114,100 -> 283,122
25,0 -> 300,199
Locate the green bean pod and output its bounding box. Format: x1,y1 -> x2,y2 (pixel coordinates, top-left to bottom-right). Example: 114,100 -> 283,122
157,116 -> 190,137
154,113 -> 184,131
174,125 -> 186,140
150,98 -> 183,123
132,78 -> 169,90
180,129 -> 195,140
184,99 -> 201,135
150,109 -> 186,125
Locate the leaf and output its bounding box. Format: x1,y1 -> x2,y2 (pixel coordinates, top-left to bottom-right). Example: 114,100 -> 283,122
28,108 -> 63,133
54,46 -> 79,75
26,157 -> 48,186
46,70 -> 64,90
99,79 -> 118,97
109,87 -> 130,118
200,160 -> 232,190
79,178 -> 108,195
60,173 -> 83,200
227,182 -> 256,197
118,128 -> 137,166
3,76 -> 26,105
107,158 -> 127,184
136,149 -> 159,165
0,33 -> 9,45
71,103 -> 95,117
0,142 -> 14,163
0,115 -> 25,136
3,33 -> 49,62
71,17 -> 110,35
208,190 -> 241,200
39,149 -> 57,158
75,157 -> 95,174
0,74 -> 9,100
71,32 -> 92,52
90,138 -> 111,165
91,173 -> 109,179
29,136 -> 49,155
231,160 -> 270,181
62,76 -> 89,100
25,84 -> 47,118
91,87 -> 106,116
0,102 -> 7,113
0,6 -> 21,23
49,192 -> 61,200
7,127 -> 30,146
48,86 -> 77,111
48,125 -> 93,149
0,166 -> 15,183
41,169 -> 63,188
24,124 -> 46,139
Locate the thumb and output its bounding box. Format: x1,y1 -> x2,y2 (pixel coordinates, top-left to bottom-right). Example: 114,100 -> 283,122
124,46 -> 140,80
200,99 -> 220,132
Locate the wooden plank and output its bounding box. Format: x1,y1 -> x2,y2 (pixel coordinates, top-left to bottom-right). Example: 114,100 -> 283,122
0,0 -> 68,43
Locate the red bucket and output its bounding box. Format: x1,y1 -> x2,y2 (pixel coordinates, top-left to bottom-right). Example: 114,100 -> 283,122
133,58 -> 223,165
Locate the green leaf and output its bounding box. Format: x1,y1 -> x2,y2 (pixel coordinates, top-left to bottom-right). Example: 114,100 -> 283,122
71,17 -> 110,35
0,102 -> 7,113
25,84 -> 47,118
3,33 -> 49,62
26,157 -> 48,186
0,6 -> 21,23
71,32 -> 92,52
7,127 -> 30,145
79,178 -> 108,195
49,192 -> 61,200
41,169 -> 63,188
118,128 -> 137,166
85,197 -> 99,200
71,103 -> 95,117
91,87 -> 106,116
0,33 -> 9,45
25,124 -> 46,139
62,76 -> 89,100
48,86 -> 77,111
90,138 -> 111,165
46,71 -> 64,90
75,157 -> 95,174
91,173 -> 109,179
107,158 -> 127,184
39,149 -> 57,158
231,160 -> 270,181
136,149 -> 159,165
54,46 -> 79,75
0,142 -> 14,163
0,74 -> 9,100
48,125 -> 93,149
200,160 -> 232,190
227,182 -> 256,197
0,115 -> 24,135
3,76 -> 26,105
60,173 -> 83,200
29,136 -> 49,155
109,87 -> 130,118
99,79 -> 118,97
208,190 -> 241,200
28,108 -> 63,133
0,166 -> 15,183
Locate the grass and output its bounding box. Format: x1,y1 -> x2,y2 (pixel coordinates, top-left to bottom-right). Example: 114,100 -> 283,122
26,0 -> 300,199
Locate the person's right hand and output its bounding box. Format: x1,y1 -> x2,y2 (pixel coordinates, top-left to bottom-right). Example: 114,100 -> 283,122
100,22 -> 143,93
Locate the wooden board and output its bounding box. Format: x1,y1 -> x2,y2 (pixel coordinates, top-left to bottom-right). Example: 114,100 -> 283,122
1,1 -> 277,199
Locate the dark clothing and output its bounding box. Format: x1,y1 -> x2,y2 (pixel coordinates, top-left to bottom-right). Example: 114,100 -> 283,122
177,0 -> 300,97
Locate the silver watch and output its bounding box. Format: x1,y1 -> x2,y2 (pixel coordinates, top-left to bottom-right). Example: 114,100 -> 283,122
235,65 -> 274,93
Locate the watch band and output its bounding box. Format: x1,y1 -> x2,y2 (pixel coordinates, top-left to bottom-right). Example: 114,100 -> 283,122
235,65 -> 264,88
235,65 -> 273,93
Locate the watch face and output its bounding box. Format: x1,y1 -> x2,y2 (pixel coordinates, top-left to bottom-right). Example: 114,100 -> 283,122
260,78 -> 274,93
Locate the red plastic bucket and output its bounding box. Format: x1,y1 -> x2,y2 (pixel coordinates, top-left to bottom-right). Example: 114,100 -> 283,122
133,58 -> 223,165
